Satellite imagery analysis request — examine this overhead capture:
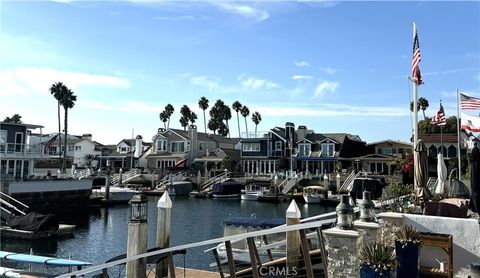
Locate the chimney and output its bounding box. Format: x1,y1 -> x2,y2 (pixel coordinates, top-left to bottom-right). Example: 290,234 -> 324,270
188,125 -> 198,164
285,122 -> 295,158
82,133 -> 92,141
134,135 -> 143,158
297,126 -> 308,141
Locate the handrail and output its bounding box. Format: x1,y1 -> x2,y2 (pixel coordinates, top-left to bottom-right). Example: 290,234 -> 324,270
0,192 -> 29,213
57,219 -> 328,277
201,171 -> 229,191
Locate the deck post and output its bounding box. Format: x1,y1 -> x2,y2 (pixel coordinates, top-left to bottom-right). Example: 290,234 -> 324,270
156,193 -> 172,278
247,237 -> 260,278
262,235 -> 274,261
316,227 -> 328,278
118,168 -> 123,185
212,249 -> 225,278
286,200 -> 301,274
299,229 -> 314,278
126,194 -> 148,278
104,170 -> 110,201
225,240 -> 237,278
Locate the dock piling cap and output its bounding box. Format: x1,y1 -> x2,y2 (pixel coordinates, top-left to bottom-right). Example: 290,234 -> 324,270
158,192 -> 172,208
286,200 -> 301,219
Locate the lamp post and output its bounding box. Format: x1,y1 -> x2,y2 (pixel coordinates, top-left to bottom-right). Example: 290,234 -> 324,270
126,193 -> 148,278
336,194 -> 354,230
358,191 -> 375,222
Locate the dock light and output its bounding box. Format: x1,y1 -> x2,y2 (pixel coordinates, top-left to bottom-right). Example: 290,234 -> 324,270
359,191 -> 375,222
336,194 -> 354,230
129,193 -> 148,223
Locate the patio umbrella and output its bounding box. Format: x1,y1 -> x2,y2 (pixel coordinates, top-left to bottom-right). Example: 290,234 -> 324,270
414,139 -> 431,204
470,143 -> 480,213
435,153 -> 448,196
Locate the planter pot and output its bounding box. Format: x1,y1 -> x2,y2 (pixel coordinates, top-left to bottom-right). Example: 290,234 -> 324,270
360,265 -> 391,278
395,241 -> 420,278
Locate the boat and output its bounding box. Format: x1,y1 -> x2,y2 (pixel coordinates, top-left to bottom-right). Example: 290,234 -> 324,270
303,185 -> 326,204
1,178 -> 93,218
211,180 -> 244,199
241,183 -> 269,201
92,186 -> 137,203
166,181 -> 193,196
0,251 -> 91,276
207,216 -> 287,265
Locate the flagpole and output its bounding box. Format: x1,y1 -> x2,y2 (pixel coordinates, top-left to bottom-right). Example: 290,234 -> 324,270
457,88 -> 461,179
412,22 -> 419,188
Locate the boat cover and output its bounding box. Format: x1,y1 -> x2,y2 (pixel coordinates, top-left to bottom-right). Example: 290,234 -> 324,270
212,181 -> 244,195
223,217 -> 286,228
351,178 -> 385,200
0,251 -> 91,267
6,212 -> 58,232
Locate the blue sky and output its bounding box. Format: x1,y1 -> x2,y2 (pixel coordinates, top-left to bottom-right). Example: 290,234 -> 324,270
1,1 -> 479,145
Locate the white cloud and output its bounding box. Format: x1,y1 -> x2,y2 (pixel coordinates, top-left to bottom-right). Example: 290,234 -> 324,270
239,75 -> 279,90
291,75 -> 312,81
295,61 -> 310,67
189,75 -> 220,92
314,80 -> 338,98
0,67 -> 131,96
423,67 -> 479,76
214,2 -> 269,22
320,67 -> 339,74
258,103 -> 408,117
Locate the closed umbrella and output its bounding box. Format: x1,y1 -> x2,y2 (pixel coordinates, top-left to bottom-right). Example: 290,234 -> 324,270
415,139 -> 431,204
435,153 -> 448,195
470,143 -> 480,214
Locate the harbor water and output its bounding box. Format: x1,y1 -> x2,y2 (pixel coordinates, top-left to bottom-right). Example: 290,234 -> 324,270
1,196 -> 335,275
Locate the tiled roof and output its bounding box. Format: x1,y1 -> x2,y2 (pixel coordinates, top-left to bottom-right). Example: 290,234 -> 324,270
419,133 -> 459,143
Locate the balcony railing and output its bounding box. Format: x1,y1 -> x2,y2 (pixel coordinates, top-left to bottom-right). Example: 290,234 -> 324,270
0,143 -> 47,157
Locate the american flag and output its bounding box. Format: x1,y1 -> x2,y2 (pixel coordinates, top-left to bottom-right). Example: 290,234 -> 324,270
44,134 -> 59,153
460,93 -> 480,110
431,103 -> 446,126
412,26 -> 422,85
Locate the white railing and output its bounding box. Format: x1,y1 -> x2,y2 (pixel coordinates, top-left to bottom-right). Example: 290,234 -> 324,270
277,172 -> 302,194
0,143 -> 46,157
155,171 -> 187,189
0,192 -> 29,217
56,219 -> 329,278
339,170 -> 361,192
201,171 -> 230,191
111,169 -> 142,186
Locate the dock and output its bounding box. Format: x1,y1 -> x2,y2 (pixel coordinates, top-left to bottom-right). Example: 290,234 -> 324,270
147,267 -> 220,278
0,224 -> 75,240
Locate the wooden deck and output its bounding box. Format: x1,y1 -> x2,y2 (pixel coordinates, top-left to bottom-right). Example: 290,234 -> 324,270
147,267 -> 220,278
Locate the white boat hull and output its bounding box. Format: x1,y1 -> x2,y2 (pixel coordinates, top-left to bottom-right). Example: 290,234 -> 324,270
92,186 -> 136,202
303,194 -> 323,204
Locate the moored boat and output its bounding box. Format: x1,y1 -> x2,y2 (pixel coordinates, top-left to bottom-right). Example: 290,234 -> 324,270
241,184 -> 269,201
166,181 -> 193,196
211,180 -> 244,199
303,185 -> 326,204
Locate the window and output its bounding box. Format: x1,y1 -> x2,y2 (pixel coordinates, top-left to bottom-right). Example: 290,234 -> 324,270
298,143 -> 311,157
0,130 -> 6,144
275,141 -> 282,150
120,147 -> 128,152
447,145 -> 457,158
157,139 -> 167,152
75,146 -> 81,151
171,141 -> 185,153
68,145 -> 74,151
321,143 -> 335,157
199,142 -> 203,151
243,142 -> 261,152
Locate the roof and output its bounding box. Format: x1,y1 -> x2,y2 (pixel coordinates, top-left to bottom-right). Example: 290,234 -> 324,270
163,128 -> 239,145
118,138 -> 151,147
0,122 -> 44,129
419,133 -> 459,143
367,139 -> 412,146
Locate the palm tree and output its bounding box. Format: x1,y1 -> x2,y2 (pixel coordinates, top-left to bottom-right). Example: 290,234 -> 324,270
164,104 -> 174,129
180,105 -> 192,130
418,97 -> 429,120
3,114 -> 22,123
59,87 -> 77,173
222,104 -> 232,138
232,101 -> 242,138
198,97 -> 209,134
251,111 -> 262,138
189,112 -> 198,125
179,117 -> 189,130
241,106 -> 250,138
159,111 -> 168,129
50,82 -> 66,162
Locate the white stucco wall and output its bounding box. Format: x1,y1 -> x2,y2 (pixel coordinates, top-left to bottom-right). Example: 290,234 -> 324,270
74,140 -> 101,167
378,212 -> 480,274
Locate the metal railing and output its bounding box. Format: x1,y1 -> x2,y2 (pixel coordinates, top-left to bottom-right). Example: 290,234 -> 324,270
201,171 -> 230,191
0,192 -> 29,217
0,143 -> 46,157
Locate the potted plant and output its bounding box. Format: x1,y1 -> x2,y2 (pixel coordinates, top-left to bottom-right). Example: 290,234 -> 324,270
394,225 -> 421,277
359,242 -> 396,278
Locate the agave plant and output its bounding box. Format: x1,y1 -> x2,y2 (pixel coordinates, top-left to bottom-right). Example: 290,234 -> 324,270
359,243 -> 396,273
394,225 -> 421,247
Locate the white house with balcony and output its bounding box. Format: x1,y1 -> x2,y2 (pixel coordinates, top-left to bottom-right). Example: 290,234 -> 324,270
0,121 -> 46,180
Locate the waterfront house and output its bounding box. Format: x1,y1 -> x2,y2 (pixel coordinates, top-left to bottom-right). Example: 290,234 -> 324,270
295,126 -> 367,175
239,122 -> 294,174
347,139 -> 412,175
0,121 -> 45,180
143,125 -> 239,171
98,135 -> 151,169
